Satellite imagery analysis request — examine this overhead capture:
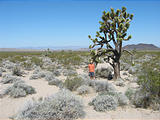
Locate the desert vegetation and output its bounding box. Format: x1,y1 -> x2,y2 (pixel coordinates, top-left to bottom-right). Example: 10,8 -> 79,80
0,50 -> 159,120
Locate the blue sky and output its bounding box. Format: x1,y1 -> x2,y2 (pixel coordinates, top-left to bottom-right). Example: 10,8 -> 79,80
0,0 -> 160,48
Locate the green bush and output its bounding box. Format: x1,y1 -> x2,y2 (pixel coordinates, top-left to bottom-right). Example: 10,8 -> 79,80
125,88 -> 135,100
10,56 -> 27,63
138,60 -> 160,98
64,75 -> 83,91
135,55 -> 160,109
30,57 -> 43,67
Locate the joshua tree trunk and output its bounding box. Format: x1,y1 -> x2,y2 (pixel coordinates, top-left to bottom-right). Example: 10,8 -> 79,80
113,61 -> 120,80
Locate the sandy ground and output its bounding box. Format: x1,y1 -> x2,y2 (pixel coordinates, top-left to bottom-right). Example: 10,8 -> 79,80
0,63 -> 160,120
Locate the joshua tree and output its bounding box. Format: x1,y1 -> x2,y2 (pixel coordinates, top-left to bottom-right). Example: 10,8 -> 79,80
88,7 -> 133,80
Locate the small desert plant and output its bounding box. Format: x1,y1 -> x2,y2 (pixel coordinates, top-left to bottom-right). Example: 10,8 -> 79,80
10,56 -> 27,63
63,69 -> 77,76
22,61 -> 32,70
48,78 -> 62,87
64,75 -> 83,91
4,81 -> 36,98
132,89 -> 151,108
1,74 -> 21,84
135,57 -> 160,109
91,80 -> 116,93
0,71 -> 2,77
29,74 -> 40,80
89,94 -> 118,112
95,67 -> 113,80
30,56 -> 43,67
12,66 -> 23,76
99,91 -> 129,106
77,85 -> 91,95
14,89 -> 85,120
125,88 -> 135,100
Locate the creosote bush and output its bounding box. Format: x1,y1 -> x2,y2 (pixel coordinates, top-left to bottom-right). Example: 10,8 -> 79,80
14,89 -> 85,120
135,56 -> 160,110
30,56 -> 43,67
64,75 -> 83,91
4,81 -> 36,98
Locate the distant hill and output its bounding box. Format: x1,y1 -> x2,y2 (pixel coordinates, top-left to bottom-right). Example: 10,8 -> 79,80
123,43 -> 160,50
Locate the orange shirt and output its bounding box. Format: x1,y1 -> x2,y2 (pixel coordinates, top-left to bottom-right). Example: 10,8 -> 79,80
88,64 -> 95,72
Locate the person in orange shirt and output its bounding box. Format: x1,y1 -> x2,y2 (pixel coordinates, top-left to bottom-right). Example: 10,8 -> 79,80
88,60 -> 95,79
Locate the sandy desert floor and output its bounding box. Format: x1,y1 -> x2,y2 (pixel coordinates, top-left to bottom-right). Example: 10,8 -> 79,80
0,63 -> 160,120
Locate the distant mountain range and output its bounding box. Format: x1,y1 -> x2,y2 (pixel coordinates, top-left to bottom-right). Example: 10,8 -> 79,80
0,46 -> 89,52
0,43 -> 159,51
123,43 -> 160,50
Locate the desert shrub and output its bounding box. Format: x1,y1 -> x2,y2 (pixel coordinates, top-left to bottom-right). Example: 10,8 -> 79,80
63,69 -> 77,76
99,91 -> 129,106
128,66 -> 137,74
52,69 -> 61,76
95,67 -> 113,80
132,89 -> 151,108
30,69 -> 48,80
3,60 -> 15,69
42,57 -> 52,66
0,71 -> 2,77
22,61 -> 32,70
78,74 -> 92,86
14,89 -> 85,120
48,78 -> 62,87
30,57 -> 43,67
44,72 -> 55,81
0,67 -> 6,72
12,66 -> 23,76
64,75 -> 83,91
135,56 -> 160,109
91,80 -> 116,93
1,74 -> 21,84
117,92 -> 129,106
77,85 -> 91,95
115,78 -> 125,87
29,74 -> 40,80
10,56 -> 27,63
4,81 -> 36,98
125,88 -> 136,100
89,94 -> 118,112
33,67 -> 41,74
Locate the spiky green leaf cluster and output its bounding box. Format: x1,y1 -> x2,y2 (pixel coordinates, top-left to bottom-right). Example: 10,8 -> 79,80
88,7 -> 133,64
